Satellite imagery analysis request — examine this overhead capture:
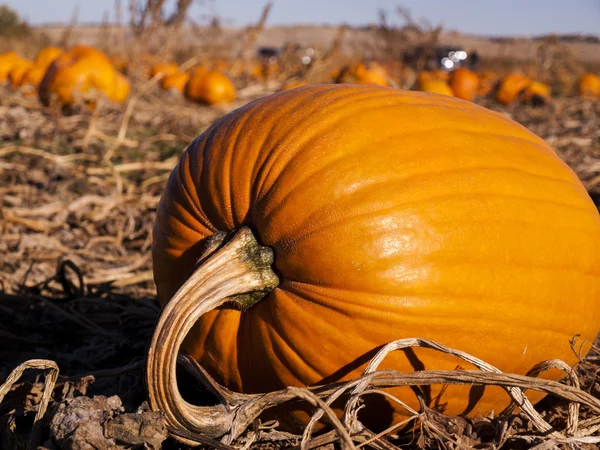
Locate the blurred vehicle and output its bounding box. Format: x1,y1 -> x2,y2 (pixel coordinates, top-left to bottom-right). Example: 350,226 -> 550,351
256,47 -> 281,65
434,46 -> 468,70
256,43 -> 318,67
404,46 -> 478,71
288,42 -> 317,66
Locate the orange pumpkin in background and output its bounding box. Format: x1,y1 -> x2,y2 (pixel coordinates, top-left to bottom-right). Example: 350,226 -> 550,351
418,78 -> 454,96
522,81 -> 551,104
0,51 -> 25,82
150,63 -> 179,78
336,62 -> 389,86
17,47 -> 64,89
39,45 -> 128,105
108,72 -> 131,103
431,68 -> 451,82
354,62 -> 389,86
185,69 -> 236,105
477,70 -> 497,97
183,66 -> 208,97
161,71 -> 190,93
578,73 -> 600,98
20,65 -> 47,88
249,62 -> 265,80
418,70 -> 450,85
152,85 -> 600,430
35,47 -> 63,68
417,70 -> 433,86
496,73 -> 531,104
8,60 -> 34,88
450,67 -> 479,102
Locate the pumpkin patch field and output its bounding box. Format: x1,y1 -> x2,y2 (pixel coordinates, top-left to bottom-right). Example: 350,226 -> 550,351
2,3 -> 600,449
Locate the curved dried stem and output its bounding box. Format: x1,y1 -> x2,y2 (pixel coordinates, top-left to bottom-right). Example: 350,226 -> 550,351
145,227 -> 279,444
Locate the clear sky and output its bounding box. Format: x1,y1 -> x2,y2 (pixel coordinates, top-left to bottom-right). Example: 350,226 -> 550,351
6,0 -> 600,36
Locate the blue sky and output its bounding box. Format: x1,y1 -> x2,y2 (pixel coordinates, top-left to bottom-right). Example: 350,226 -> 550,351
6,0 -> 600,36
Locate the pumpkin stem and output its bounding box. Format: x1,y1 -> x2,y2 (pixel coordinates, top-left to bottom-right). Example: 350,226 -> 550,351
145,227 -> 279,443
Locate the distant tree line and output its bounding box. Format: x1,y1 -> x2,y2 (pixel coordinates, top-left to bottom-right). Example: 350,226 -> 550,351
0,5 -> 32,37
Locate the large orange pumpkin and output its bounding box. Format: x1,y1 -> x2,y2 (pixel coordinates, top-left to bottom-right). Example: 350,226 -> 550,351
39,45 -> 127,105
184,69 -> 236,105
450,67 -> 479,102
578,73 -> 600,98
152,85 -> 600,430
496,73 -> 531,105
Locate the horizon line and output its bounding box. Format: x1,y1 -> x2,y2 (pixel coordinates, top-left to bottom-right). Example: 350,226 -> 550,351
26,21 -> 600,40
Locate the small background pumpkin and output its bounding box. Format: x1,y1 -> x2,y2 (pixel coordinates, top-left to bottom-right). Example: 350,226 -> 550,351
39,45 -> 128,105
522,81 -> 551,105
161,71 -> 190,93
184,69 -> 236,105
150,63 -> 179,78
0,51 -> 25,83
496,73 -> 531,104
18,47 -> 64,89
335,62 -> 389,86
418,77 -> 454,96
450,67 -> 479,102
8,60 -> 33,88
578,73 -> 600,98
